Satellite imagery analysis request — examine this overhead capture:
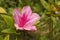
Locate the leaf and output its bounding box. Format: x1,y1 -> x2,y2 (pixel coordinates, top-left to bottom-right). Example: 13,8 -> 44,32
8,8 -> 13,15
16,35 -> 21,40
0,35 -> 3,40
56,1 -> 60,6
4,35 -> 9,40
40,0 -> 50,11
0,7 -> 7,13
1,15 -> 14,28
1,28 -> 16,33
49,0 -> 55,4
40,35 -> 48,40
51,16 -> 56,24
34,21 -> 40,25
54,20 -> 60,29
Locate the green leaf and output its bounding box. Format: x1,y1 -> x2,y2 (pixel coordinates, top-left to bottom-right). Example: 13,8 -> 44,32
0,7 -> 7,13
40,0 -> 50,11
1,28 -> 16,33
49,0 -> 55,4
56,1 -> 60,6
54,20 -> 60,29
40,35 -> 48,40
8,8 -> 13,15
4,35 -> 9,40
1,15 -> 14,28
34,21 -> 40,25
16,35 -> 21,40
0,35 -> 3,40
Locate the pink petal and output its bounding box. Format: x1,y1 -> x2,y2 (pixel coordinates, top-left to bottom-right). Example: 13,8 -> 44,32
15,24 -> 24,30
24,26 -> 37,30
30,13 -> 40,19
22,6 -> 32,18
13,8 -> 21,25
24,13 -> 40,26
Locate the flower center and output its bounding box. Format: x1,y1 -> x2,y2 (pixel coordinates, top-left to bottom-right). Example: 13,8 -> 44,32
19,13 -> 29,27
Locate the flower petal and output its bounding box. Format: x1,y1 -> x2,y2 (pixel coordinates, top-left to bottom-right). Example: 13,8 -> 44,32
24,13 -> 40,26
22,6 -> 32,18
30,13 -> 40,19
13,8 -> 21,25
24,26 -> 37,30
15,24 -> 24,30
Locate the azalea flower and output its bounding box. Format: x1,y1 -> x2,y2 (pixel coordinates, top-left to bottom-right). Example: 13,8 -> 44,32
13,6 -> 40,31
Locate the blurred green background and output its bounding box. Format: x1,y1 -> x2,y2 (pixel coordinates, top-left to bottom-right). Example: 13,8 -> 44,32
0,0 -> 60,40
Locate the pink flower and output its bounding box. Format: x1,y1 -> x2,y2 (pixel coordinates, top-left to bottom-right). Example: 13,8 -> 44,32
13,6 -> 40,31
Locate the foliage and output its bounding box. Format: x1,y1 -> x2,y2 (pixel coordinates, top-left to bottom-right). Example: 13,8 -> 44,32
0,0 -> 60,40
